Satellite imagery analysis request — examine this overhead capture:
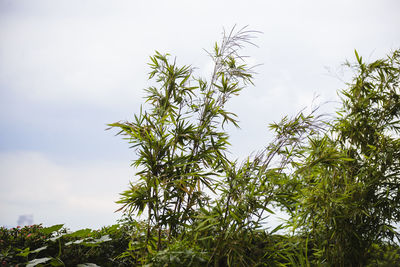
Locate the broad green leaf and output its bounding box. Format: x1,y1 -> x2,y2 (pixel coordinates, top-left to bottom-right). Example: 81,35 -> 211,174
66,228 -> 92,238
40,224 -> 64,235
32,246 -> 48,253
26,257 -> 52,267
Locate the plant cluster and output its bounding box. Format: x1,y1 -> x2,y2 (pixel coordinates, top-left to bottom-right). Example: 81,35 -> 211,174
2,27 -> 399,266
107,27 -> 400,266
0,223 -> 132,266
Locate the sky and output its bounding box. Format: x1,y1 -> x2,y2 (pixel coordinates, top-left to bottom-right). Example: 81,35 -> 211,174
1,0 -> 399,230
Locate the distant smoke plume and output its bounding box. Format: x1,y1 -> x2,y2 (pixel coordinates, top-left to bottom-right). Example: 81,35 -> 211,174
17,214 -> 34,226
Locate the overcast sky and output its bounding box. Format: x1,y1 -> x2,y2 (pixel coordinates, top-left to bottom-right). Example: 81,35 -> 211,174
1,0 -> 399,230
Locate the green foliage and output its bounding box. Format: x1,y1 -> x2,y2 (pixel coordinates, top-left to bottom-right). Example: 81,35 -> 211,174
0,223 -> 133,266
3,28 -> 398,266
0,224 -> 54,265
366,242 -> 400,267
275,49 -> 400,266
109,26 -> 261,257
108,26 -> 400,266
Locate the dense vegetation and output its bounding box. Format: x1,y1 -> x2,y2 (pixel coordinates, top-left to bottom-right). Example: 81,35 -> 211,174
1,27 -> 399,266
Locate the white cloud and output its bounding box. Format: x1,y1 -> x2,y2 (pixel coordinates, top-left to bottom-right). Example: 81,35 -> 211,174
1,0 -> 400,231
0,16 -> 147,110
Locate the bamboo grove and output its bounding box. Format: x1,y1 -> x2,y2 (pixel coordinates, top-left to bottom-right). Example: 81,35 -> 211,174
109,27 -> 400,266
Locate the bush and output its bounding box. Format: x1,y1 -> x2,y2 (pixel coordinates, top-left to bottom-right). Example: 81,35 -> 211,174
0,223 -> 132,266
